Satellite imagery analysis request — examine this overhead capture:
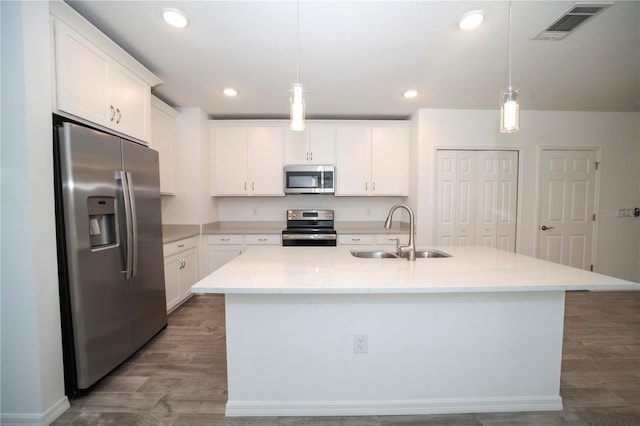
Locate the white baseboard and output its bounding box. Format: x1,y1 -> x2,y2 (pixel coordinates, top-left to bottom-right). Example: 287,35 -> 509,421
1,396 -> 70,426
225,396 -> 563,417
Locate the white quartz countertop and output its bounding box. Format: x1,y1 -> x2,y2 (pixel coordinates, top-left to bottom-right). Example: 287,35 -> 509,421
192,246 -> 640,294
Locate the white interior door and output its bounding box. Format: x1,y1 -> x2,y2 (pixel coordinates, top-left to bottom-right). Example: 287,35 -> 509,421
436,150 -> 518,251
538,150 -> 597,270
435,150 -> 477,246
476,152 -> 500,247
497,151 -> 518,251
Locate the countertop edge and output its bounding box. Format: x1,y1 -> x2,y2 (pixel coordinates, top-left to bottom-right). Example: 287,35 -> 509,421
162,224 -> 200,244
192,283 -> 640,295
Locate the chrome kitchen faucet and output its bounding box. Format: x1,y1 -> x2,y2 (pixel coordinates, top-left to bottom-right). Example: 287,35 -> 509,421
384,203 -> 416,261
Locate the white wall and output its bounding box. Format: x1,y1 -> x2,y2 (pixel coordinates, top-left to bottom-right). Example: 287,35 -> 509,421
1,1 -> 68,424
412,109 -> 640,282
161,108 -> 218,225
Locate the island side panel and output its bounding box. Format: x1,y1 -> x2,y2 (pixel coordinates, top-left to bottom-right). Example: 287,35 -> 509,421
224,292 -> 565,416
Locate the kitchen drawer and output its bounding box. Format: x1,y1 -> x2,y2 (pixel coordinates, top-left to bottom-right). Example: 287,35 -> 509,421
163,236 -> 199,257
245,234 -> 281,245
337,234 -> 374,245
208,234 -> 243,245
375,233 -> 410,246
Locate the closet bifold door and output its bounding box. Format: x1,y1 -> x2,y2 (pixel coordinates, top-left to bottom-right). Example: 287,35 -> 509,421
435,150 -> 517,251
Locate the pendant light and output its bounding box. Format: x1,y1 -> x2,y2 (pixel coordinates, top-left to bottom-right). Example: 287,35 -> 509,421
500,0 -> 519,133
290,0 -> 305,131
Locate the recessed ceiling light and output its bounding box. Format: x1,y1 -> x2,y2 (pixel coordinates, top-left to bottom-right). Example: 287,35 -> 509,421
223,88 -> 238,97
403,89 -> 418,99
162,9 -> 188,28
458,10 -> 484,30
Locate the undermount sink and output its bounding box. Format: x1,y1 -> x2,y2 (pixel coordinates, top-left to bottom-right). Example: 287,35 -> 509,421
350,249 -> 451,259
413,249 -> 451,258
350,250 -> 401,259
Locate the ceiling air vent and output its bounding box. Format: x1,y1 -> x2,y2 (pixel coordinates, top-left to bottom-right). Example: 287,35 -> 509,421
532,2 -> 612,41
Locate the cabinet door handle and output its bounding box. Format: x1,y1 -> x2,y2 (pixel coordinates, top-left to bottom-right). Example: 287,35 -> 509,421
244,182 -> 247,191
351,238 -> 361,242
252,182 -> 255,191
110,105 -> 116,121
310,152 -> 313,161
372,182 -> 376,191
116,108 -> 122,124
258,238 -> 267,242
177,244 -> 185,248
365,182 -> 368,191
306,152 -> 309,161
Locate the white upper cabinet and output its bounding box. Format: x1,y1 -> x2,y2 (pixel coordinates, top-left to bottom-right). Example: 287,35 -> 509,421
336,127 -> 371,195
53,19 -> 111,127
51,17 -> 154,143
211,126 -> 284,196
336,126 -> 409,196
150,96 -> 178,195
284,126 -> 336,165
371,127 -> 410,195
110,65 -> 150,141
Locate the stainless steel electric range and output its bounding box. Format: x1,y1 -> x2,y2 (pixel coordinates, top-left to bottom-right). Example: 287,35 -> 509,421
281,209 -> 337,246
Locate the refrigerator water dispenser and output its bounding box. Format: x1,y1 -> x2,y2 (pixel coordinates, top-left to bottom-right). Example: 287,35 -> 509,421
87,196 -> 116,248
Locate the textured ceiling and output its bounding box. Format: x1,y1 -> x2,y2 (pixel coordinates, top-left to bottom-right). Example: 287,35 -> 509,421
67,0 -> 640,119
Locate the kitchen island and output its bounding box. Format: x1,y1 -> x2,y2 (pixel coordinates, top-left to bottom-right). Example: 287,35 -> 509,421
192,246 -> 639,417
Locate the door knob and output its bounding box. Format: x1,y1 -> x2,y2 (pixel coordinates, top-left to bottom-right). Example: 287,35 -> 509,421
541,225 -> 555,231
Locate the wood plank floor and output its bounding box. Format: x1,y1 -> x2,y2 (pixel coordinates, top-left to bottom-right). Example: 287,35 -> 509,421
53,291 -> 640,426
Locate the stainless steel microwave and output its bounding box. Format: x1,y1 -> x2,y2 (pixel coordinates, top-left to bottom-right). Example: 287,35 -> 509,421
284,165 -> 335,194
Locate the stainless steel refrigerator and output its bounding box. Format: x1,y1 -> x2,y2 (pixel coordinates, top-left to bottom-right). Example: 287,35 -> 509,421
53,116 -> 167,396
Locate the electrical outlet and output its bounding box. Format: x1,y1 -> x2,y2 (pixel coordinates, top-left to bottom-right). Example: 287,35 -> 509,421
353,334 -> 368,354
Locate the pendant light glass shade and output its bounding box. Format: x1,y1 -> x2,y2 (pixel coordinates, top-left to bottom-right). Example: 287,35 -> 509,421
500,87 -> 519,133
290,83 -> 305,131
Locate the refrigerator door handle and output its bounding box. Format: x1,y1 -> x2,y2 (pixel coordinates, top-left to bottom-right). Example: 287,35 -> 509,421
125,171 -> 138,278
117,171 -> 134,279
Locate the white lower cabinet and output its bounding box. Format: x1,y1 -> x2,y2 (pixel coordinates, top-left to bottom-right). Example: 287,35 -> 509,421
245,234 -> 282,245
207,235 -> 243,275
337,234 -> 375,249
206,233 -> 281,275
163,236 -> 199,312
337,233 -> 410,250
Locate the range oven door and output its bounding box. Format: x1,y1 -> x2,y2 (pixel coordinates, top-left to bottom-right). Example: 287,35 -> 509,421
281,231 -> 337,246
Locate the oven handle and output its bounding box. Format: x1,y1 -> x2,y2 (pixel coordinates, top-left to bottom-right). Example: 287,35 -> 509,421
282,234 -> 337,240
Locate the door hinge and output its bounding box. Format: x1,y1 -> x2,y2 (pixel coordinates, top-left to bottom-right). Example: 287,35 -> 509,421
590,265 -> 594,272
593,213 -> 596,221
595,161 -> 600,170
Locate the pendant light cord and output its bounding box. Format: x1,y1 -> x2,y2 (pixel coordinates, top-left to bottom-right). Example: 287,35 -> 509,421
507,0 -> 512,88
296,0 -> 300,84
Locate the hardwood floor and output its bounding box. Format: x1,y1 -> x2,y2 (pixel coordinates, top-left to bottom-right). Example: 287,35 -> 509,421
53,291 -> 640,426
